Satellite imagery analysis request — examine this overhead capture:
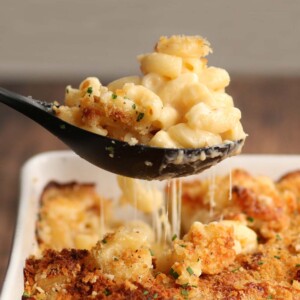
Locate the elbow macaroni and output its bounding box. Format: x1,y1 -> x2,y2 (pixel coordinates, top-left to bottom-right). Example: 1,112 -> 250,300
117,176 -> 163,213
55,35 -> 246,148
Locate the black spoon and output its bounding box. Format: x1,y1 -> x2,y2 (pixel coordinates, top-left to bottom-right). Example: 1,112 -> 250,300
0,87 -> 245,180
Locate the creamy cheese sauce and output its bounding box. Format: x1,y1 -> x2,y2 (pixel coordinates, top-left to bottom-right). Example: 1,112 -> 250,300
156,140 -> 245,180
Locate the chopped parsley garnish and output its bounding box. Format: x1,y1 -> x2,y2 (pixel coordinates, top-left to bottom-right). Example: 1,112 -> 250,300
181,283 -> 189,288
60,124 -> 66,130
143,290 -> 149,295
169,268 -> 179,279
103,288 -> 111,296
247,216 -> 254,222
105,146 -> 114,155
111,93 -> 117,99
274,255 -> 281,259
153,293 -> 158,299
149,249 -> 154,256
113,257 -> 119,261
180,244 -> 187,248
186,266 -> 194,275
276,234 -> 282,240
181,289 -> 189,296
258,261 -> 264,265
132,103 -> 136,109
172,234 -> 177,241
136,112 -> 145,122
231,267 -> 240,273
102,238 -> 107,244
296,264 -> 300,267
87,86 -> 93,94
267,296 -> 273,299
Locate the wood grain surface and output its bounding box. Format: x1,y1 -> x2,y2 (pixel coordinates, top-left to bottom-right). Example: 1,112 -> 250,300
0,76 -> 299,291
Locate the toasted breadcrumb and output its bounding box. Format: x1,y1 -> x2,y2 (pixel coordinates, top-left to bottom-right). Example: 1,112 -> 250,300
24,169 -> 300,299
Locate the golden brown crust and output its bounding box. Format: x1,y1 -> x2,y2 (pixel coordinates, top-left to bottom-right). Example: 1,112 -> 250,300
24,249 -> 181,299
24,240 -> 300,300
36,181 -> 111,251
181,169 -> 299,239
277,170 -> 300,204
24,169 -> 300,299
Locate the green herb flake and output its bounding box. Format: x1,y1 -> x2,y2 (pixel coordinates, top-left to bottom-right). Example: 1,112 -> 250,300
65,88 -> 69,94
247,216 -> 254,222
172,234 -> 177,241
103,288 -> 111,296
22,292 -> 31,297
181,283 -> 189,288
153,293 -> 158,299
111,93 -> 117,99
149,249 -> 154,256
105,146 -> 114,155
60,124 -> 66,130
169,268 -> 179,279
267,296 -> 273,299
143,290 -> 149,295
102,238 -> 107,244
276,234 -> 282,241
87,86 -> 93,95
296,264 -> 300,267
113,257 -> 119,261
132,103 -> 136,109
186,266 -> 194,275
136,112 -> 145,122
258,261 -> 264,265
231,267 -> 240,273
180,244 -> 187,248
274,255 -> 281,259
181,289 -> 189,297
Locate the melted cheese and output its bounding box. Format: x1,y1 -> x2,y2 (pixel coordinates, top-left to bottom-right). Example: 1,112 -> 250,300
170,178 -> 182,239
117,176 -> 183,244
208,167 -> 216,217
99,195 -> 105,239
229,167 -> 232,201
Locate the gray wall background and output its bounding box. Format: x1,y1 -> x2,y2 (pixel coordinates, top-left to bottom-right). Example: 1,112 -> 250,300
1,0 -> 299,81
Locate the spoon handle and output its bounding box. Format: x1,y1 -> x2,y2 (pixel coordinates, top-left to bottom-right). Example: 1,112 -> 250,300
0,87 -> 55,127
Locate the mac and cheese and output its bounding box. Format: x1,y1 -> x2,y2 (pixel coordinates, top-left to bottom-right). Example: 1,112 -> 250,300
54,35 -> 246,148
24,169 -> 300,299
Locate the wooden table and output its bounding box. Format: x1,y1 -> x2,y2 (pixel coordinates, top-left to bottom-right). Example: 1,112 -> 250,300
0,76 -> 299,291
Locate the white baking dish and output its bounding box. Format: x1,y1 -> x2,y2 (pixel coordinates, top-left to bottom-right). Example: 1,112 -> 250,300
1,151 -> 299,300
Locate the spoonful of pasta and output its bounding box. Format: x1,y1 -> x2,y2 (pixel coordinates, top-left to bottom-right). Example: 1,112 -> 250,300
0,35 -> 247,180
0,87 -> 245,180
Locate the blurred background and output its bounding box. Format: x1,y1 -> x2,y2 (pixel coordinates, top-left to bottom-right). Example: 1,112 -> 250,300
0,0 -> 299,290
